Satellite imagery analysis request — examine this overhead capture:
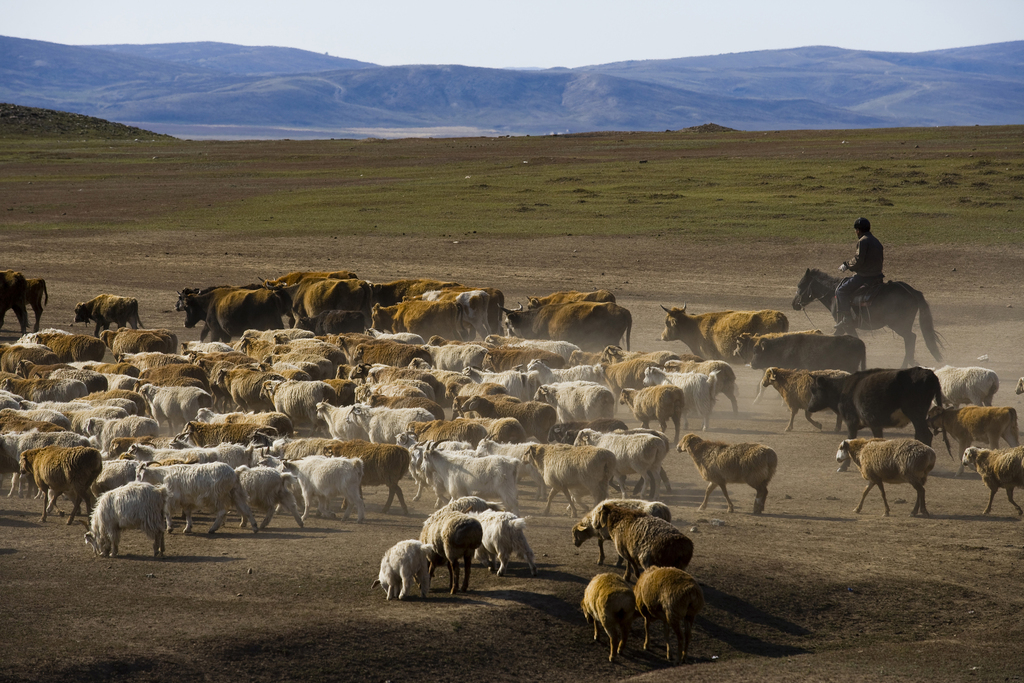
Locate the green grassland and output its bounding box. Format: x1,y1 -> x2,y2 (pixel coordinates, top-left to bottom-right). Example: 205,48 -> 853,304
2,123 -> 1022,244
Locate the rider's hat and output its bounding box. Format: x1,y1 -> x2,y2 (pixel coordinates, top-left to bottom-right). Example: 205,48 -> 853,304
853,217 -> 871,232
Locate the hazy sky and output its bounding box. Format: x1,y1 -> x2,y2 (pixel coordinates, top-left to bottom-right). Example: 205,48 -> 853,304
5,0 -> 1022,68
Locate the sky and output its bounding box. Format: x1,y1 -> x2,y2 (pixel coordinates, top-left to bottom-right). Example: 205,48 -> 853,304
5,0 -> 1023,69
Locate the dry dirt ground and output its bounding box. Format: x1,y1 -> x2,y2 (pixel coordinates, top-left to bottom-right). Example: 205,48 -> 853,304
1,229 -> 1023,683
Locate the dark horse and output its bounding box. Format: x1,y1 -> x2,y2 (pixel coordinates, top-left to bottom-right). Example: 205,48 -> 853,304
792,268 -> 942,368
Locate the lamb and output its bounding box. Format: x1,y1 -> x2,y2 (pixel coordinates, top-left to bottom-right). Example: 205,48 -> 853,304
574,428 -> 667,500
835,438 -> 936,517
524,443 -> 616,516
471,509 -> 537,577
320,439 -> 411,514
677,434 -> 778,514
137,384 -> 213,434
932,365 -> 1000,407
455,394 -> 556,443
581,573 -> 637,662
83,481 -> 168,557
372,539 -> 434,600
137,460 -> 258,533
593,503 -> 694,582
283,455 -> 365,522
234,465 -> 304,529
960,446 -> 1024,516
664,358 -> 739,414
533,381 -> 615,423
927,406 -> 1019,476
759,367 -> 849,432
634,567 -> 705,664
643,367 -> 716,432
619,385 -> 685,442
419,508 -> 483,594
261,379 -> 336,435
573,498 -> 672,566
20,445 -> 103,523
418,442 -> 520,514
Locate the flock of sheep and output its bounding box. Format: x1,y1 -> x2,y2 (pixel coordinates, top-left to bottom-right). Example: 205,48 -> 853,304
2,270 -> 1023,667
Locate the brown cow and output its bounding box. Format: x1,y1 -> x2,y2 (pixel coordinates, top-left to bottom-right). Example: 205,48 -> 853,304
264,270 -> 358,287
371,300 -> 468,341
660,305 -> 788,361
292,278 -> 373,319
501,302 -> 632,352
369,279 -> 462,307
24,278 -> 47,333
178,286 -> 292,343
417,287 -> 505,340
733,329 -> 823,364
75,294 -> 143,337
527,289 -> 615,309
0,270 -> 29,335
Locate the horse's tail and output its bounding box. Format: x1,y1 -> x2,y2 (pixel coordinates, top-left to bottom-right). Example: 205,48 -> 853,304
914,290 -> 944,363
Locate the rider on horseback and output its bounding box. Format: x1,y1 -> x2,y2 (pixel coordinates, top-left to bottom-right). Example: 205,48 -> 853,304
835,217 -> 884,329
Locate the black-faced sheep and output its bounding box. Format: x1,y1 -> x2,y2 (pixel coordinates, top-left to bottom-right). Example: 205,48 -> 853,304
581,573 -> 637,662
594,503 -> 694,582
678,433 -> 777,514
960,446 -> 1024,516
634,566 -> 705,664
835,438 -> 936,517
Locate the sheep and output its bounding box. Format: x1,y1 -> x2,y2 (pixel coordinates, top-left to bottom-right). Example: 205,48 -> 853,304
138,364 -> 211,392
643,367 -> 717,432
594,503 -> 694,582
127,442 -> 254,469
525,359 -> 605,396
475,438 -> 546,500
759,367 -> 849,432
664,358 -> 739,414
455,394 -> 556,443
283,455 -> 365,522
101,328 -> 178,356
437,495 -> 504,513
573,498 -> 672,566
83,415 -> 161,454
602,358 -> 660,402
33,332 -> 107,363
83,481 -> 168,557
419,508 -> 483,594
1,344 -> 60,374
423,343 -> 488,372
634,567 -> 705,664
365,329 -> 426,345
574,428 -> 667,500
932,365 -> 1000,407
234,465 -> 304,529
409,418 -> 490,448
471,509 -> 537,576
136,461 -> 259,533
533,381 -> 615,424
548,418 -> 629,445
45,367 -> 109,394
960,446 -> 1024,516
343,404 -> 437,444
463,366 -> 530,401
182,341 -> 236,354
483,346 -> 566,372
619,385 -> 685,442
314,439 -> 411,514
260,379 -> 336,435
91,458 -> 146,496
581,573 -> 637,662
353,341 -> 432,368
365,393 -> 446,422
678,434 -> 778,514
372,539 -> 434,600
82,388 -> 148,417
2,429 -> 92,498
485,336 -> 581,363
0,377 -> 89,403
174,421 -> 278,448
194,408 -> 294,438
19,445 -> 103,523
211,366 -> 285,413
835,438 -> 936,517
600,345 -> 682,366
524,443 -> 616,516
927,406 -> 1019,476
418,442 -> 520,514
137,384 -> 213,434
0,406 -> 72,431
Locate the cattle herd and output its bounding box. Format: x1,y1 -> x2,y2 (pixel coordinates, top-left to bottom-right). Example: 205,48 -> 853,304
2,266 -> 1023,666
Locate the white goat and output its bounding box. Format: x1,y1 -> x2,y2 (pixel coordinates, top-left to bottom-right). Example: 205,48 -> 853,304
643,367 -> 717,431
419,443 -> 520,514
471,509 -> 537,576
283,455 -> 365,522
234,465 -> 304,529
932,365 -> 1000,407
533,381 -> 615,423
136,461 -> 258,533
372,539 -> 434,600
83,481 -> 168,557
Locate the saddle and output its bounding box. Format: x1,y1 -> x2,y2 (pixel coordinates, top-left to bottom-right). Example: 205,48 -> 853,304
850,277 -> 885,308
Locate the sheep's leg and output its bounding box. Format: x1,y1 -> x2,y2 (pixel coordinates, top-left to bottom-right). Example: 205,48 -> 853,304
461,552 -> 474,592
641,614 -> 653,651
876,482 -> 891,516
281,494 -> 304,528
698,482 -> 718,511
542,486 -> 560,516
108,527 -> 121,556
418,563 -> 430,598
911,482 -> 929,517
671,415 -> 680,443
66,492 -> 84,525
983,486 -> 998,515
153,530 -> 164,557
208,505 -> 228,533
681,615 -> 696,664
753,484 -> 768,515
854,482 -> 876,514
38,485 -> 49,522
496,550 -> 509,577
719,483 -> 735,513
725,387 -> 739,414
669,618 -> 683,662
1006,487 -> 1023,516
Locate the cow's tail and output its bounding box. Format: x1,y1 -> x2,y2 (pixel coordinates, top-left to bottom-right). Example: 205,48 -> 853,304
624,315 -> 632,352
914,290 -> 944,363
132,298 -> 144,329
41,281 -> 48,306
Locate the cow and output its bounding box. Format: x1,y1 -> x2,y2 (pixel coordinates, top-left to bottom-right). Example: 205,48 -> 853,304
733,329 -> 823,364
420,288 -> 503,340
369,279 -> 462,307
264,270 -> 358,287
294,310 -> 367,335
292,278 -> 374,320
749,333 -> 866,374
0,270 -> 29,334
807,367 -> 944,447
660,305 -> 788,362
371,300 -> 468,341
178,286 -> 293,343
24,278 -> 47,333
526,290 -> 616,309
74,295 -> 143,337
501,302 -> 632,352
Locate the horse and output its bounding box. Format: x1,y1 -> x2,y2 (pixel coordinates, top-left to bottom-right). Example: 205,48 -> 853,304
792,268 -> 942,368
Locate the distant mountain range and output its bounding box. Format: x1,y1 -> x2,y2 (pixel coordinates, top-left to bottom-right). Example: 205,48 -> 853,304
1,35 -> 1021,139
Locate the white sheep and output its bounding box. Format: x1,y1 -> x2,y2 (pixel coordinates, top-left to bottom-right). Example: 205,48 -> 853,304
84,481 -> 168,557
524,359 -> 605,396
136,461 -> 258,533
365,329 -> 425,345
91,459 -> 145,496
581,572 -> 637,662
524,443 -> 616,516
533,381 -> 615,424
463,366 -> 530,400
471,509 -> 537,576
126,442 -> 253,469
835,438 -> 936,517
83,415 -> 161,455
678,433 -> 778,514
932,365 -> 1000,407
283,455 -> 365,522
424,343 -> 488,372
487,336 -> 581,363
475,438 -> 546,500
372,539 -> 434,600
234,465 -> 304,529
574,428 -> 667,500
137,384 -> 213,434
643,367 -> 717,432
344,404 -> 437,444
262,379 -> 335,435
419,443 -> 520,514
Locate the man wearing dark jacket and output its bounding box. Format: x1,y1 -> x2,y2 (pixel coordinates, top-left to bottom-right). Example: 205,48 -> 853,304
835,217 -> 883,329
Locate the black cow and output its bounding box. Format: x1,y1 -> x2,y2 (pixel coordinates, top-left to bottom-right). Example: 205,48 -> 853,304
750,333 -> 866,374
294,310 -> 366,335
808,367 -> 944,446
0,270 -> 29,334
179,286 -> 293,343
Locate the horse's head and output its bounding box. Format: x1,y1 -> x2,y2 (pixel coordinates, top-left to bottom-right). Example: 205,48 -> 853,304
792,268 -> 823,310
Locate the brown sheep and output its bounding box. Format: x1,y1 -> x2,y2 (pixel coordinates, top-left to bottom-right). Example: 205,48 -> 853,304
465,416 -> 528,444
836,438 -> 936,517
175,421 -> 278,448
367,394 -> 445,421
325,439 -> 411,514
419,508 -> 483,594
19,445 -> 103,523
594,503 -> 694,582
0,377 -> 89,403
139,364 -> 211,393
195,408 -> 294,438
354,341 -> 433,369
483,346 -> 566,372
455,394 -> 556,443
927,406 -> 1019,476
36,332 -> 108,363
409,419 -> 489,448
759,367 -> 849,432
74,294 -> 142,337
101,328 -> 178,356
581,573 -> 637,662
573,498 -> 672,566
601,357 -> 660,401
600,345 -> 682,366
1,345 -> 60,374
634,567 -> 705,664
619,386 -> 685,442
677,433 -> 778,514
961,446 -> 1024,515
